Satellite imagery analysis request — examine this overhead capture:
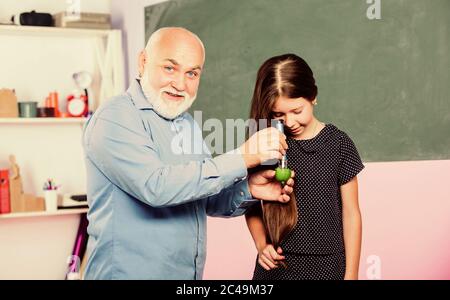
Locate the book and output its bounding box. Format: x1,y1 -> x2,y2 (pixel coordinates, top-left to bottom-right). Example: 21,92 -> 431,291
0,170 -> 11,214
53,12 -> 111,30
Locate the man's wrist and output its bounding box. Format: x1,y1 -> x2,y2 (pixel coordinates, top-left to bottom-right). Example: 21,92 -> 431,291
238,147 -> 258,169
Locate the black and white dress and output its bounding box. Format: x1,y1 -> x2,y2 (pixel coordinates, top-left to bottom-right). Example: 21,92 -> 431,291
253,124 -> 365,280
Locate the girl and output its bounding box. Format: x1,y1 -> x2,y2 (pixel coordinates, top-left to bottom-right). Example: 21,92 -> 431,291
246,54 -> 365,280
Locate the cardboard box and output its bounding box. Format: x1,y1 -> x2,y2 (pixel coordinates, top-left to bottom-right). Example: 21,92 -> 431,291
8,156 -> 46,213
9,155 -> 25,212
0,89 -> 19,118
23,194 -> 45,212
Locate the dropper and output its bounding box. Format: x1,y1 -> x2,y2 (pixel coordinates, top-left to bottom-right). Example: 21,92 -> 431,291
274,119 -> 287,168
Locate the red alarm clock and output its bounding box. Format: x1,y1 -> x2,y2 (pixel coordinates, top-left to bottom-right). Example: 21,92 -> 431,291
66,93 -> 88,117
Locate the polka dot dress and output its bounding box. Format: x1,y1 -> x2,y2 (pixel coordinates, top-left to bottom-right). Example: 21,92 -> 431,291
253,124 -> 365,280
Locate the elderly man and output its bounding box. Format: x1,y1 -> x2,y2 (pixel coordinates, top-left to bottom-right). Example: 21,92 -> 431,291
82,27 -> 293,279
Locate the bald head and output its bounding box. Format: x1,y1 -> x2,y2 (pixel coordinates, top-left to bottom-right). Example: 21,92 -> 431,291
138,27 -> 205,79
145,27 -> 205,62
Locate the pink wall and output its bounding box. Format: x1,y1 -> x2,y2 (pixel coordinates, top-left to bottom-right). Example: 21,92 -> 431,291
204,160 -> 450,280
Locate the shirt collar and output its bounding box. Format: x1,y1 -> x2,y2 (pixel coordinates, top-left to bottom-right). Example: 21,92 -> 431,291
126,78 -> 154,110
126,79 -> 187,121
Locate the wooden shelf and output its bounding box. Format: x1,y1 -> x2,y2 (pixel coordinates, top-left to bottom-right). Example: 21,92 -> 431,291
0,24 -> 116,38
0,117 -> 87,124
0,208 -> 88,219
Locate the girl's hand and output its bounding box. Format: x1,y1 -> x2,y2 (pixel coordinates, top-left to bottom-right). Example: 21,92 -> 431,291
257,244 -> 285,270
344,273 -> 358,280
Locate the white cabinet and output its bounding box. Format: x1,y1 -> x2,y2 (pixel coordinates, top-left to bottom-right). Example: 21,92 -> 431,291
0,25 -> 124,279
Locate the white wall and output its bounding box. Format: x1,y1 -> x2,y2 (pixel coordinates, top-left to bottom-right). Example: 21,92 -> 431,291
111,0 -> 168,86
0,214 -> 83,280
0,123 -> 86,196
0,35 -> 102,118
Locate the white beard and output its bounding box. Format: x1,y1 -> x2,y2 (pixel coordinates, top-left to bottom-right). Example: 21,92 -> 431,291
140,70 -> 196,120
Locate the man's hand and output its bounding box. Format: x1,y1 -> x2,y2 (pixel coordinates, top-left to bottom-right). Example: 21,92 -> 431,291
257,244 -> 285,270
239,128 -> 288,169
248,169 -> 295,202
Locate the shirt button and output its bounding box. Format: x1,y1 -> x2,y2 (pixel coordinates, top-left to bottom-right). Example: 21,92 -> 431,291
240,191 -> 244,196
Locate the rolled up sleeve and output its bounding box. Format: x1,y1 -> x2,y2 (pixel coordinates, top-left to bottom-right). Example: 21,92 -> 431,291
205,179 -> 259,217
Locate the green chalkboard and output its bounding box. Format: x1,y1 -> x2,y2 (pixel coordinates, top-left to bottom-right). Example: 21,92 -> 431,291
145,0 -> 450,162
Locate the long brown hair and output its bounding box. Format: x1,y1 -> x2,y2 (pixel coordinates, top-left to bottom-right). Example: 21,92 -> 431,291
249,54 -> 318,249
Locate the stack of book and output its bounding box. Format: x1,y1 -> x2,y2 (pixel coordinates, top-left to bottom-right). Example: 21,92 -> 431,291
53,12 -> 111,30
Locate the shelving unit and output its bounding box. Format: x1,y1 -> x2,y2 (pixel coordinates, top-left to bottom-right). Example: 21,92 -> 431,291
0,117 -> 87,124
0,22 -> 121,280
0,208 -> 88,219
0,0 -> 125,279
0,24 -> 112,38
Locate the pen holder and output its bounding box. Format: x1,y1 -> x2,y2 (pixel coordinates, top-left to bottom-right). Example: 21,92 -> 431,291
44,190 -> 58,212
